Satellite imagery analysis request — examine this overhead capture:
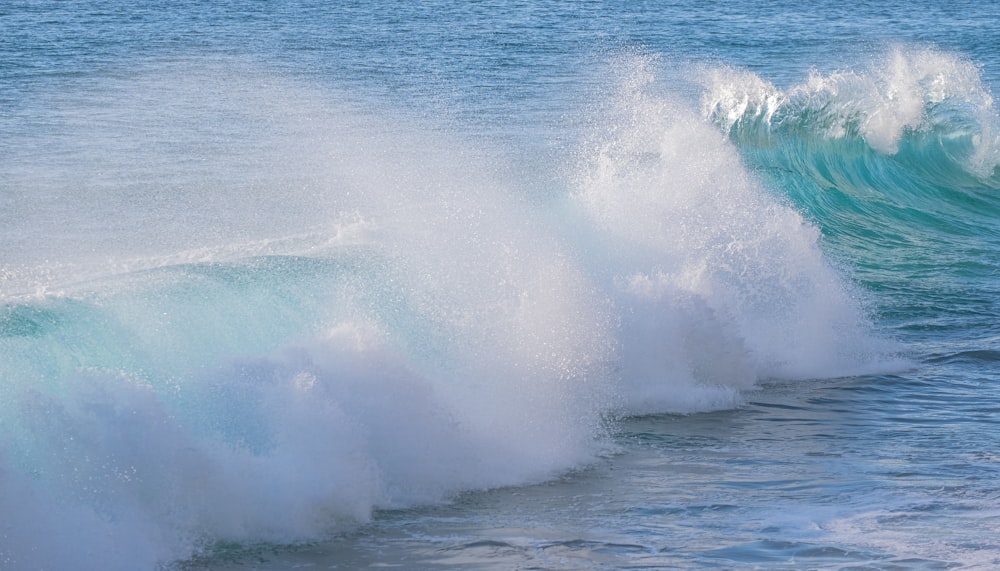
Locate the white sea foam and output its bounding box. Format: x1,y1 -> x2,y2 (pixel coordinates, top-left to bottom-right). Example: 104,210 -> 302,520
574,54 -> 887,413
0,56 -> 895,569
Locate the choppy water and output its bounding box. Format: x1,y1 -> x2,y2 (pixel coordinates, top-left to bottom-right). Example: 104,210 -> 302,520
2,2 -> 999,569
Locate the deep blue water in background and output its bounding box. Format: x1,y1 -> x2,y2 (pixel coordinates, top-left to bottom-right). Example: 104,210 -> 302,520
2,2 -> 1000,569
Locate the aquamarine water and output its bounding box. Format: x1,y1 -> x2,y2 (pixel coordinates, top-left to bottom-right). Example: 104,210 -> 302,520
2,2 -> 999,569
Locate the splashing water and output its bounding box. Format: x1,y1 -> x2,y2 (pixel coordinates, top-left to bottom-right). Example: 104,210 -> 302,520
0,54 -> 898,569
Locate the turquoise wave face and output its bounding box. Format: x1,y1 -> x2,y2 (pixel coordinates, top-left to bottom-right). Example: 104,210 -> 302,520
701,47 -> 1000,344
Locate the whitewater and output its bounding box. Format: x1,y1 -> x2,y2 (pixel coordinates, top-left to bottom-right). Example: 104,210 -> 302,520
2,2 -> 999,569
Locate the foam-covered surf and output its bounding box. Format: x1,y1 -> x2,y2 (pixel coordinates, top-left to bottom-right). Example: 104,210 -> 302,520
0,53 -> 896,569
574,54 -> 892,411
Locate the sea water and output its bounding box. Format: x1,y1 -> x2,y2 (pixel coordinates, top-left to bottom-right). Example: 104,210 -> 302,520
1,1 -> 999,569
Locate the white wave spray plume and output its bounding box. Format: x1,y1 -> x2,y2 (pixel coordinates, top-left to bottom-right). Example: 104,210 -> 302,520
0,55 -> 898,570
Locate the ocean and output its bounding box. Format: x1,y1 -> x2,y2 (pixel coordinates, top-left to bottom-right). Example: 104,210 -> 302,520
2,1 -> 999,569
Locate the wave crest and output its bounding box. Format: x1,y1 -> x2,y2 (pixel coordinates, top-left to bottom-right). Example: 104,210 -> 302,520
702,46 -> 1000,180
